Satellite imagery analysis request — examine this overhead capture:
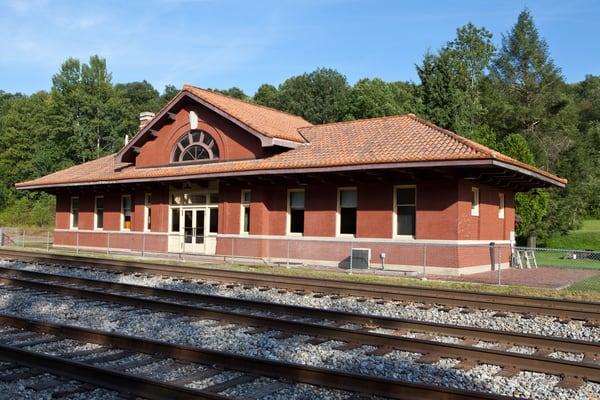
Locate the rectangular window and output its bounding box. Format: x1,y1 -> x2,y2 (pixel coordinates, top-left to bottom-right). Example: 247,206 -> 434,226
338,188 -> 357,235
144,194 -> 152,231
498,193 -> 505,219
288,190 -> 305,234
94,196 -> 104,230
171,208 -> 180,232
395,186 -> 416,236
209,208 -> 218,233
70,197 -> 79,229
241,190 -> 251,234
471,187 -> 480,217
121,195 -> 132,230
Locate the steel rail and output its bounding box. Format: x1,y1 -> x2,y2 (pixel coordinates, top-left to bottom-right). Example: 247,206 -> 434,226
1,270 -> 599,386
1,248 -> 598,321
0,313 -> 507,400
0,342 -> 227,400
1,265 -> 598,357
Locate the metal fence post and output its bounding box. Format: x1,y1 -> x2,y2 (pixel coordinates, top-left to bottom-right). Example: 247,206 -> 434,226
76,231 -> 80,254
286,238 -> 290,269
349,240 -> 354,275
22,229 -> 25,247
142,233 -> 145,257
107,232 -> 110,255
0,228 -> 4,247
46,231 -> 50,252
422,244 -> 427,279
497,245 -> 502,286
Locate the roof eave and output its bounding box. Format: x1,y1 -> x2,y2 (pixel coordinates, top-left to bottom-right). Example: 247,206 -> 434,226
15,158 -> 566,191
491,159 -> 566,188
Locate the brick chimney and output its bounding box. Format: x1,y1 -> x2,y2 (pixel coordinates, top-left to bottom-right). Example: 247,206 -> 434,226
139,111 -> 155,129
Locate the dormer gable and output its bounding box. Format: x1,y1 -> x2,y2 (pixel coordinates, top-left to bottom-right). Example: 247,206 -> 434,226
115,85 -> 311,169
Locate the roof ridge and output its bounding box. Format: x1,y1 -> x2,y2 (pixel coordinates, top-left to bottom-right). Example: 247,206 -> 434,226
298,114 -> 412,132
183,84 -> 312,124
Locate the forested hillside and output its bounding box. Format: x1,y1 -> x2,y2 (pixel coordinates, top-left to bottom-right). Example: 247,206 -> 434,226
1,9 -> 598,245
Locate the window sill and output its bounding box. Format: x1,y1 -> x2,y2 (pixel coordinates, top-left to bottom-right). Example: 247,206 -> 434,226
394,235 -> 416,240
286,232 -> 304,237
336,234 -> 356,239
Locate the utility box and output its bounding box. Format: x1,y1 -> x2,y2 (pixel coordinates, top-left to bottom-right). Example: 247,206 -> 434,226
351,248 -> 371,269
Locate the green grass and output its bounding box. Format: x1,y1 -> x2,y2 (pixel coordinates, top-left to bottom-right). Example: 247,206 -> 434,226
568,275 -> 600,292
544,219 -> 600,250
536,250 -> 600,270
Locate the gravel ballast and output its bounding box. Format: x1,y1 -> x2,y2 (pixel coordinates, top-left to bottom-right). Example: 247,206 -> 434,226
0,279 -> 597,399
3,260 -> 599,343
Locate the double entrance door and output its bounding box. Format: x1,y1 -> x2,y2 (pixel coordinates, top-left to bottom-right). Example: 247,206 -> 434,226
179,207 -> 217,254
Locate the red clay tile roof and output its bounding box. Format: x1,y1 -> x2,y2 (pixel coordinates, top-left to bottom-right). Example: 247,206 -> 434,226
116,85 -> 310,164
183,85 -> 309,143
16,114 -> 566,189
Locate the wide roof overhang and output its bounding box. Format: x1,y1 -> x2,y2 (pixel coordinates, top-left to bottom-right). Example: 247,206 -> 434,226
16,158 -> 565,192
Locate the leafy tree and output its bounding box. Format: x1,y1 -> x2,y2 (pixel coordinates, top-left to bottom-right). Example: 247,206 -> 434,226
417,23 -> 494,137
48,55 -> 132,162
348,78 -> 416,119
277,68 -> 350,124
498,133 -> 549,243
486,9 -> 577,170
253,84 -> 279,108
210,87 -> 248,100
161,85 -> 180,105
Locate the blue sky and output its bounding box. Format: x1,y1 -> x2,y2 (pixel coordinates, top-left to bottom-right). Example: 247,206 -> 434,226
1,0 -> 599,96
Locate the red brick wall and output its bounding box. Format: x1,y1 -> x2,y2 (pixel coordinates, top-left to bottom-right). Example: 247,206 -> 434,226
53,177 -> 516,270
416,180 -> 459,240
305,184 -> 337,237
357,182 -> 393,238
458,179 -> 515,241
135,105 -> 265,168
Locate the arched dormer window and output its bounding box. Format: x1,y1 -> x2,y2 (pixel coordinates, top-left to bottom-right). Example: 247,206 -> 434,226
172,131 -> 220,163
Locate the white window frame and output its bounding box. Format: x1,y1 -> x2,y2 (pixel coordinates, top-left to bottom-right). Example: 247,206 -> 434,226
70,196 -> 79,230
121,195 -> 132,231
498,193 -> 505,219
144,193 -> 152,232
393,185 -> 417,238
240,189 -> 251,234
336,187 -> 357,237
286,189 -> 305,236
471,187 -> 480,217
94,196 -> 104,231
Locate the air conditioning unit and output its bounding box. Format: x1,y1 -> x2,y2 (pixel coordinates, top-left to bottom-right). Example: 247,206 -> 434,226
351,248 -> 371,269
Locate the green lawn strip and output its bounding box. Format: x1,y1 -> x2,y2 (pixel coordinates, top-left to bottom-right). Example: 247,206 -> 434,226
5,246 -> 600,302
568,275 -> 600,292
535,251 -> 600,270
544,219 -> 600,250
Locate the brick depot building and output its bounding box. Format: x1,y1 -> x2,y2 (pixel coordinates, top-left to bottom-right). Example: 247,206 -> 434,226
16,85 -> 566,274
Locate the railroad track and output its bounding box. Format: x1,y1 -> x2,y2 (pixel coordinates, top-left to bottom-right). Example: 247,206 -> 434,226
1,248 -> 599,322
0,359 -> 141,399
0,313 -> 507,400
0,265 -> 598,393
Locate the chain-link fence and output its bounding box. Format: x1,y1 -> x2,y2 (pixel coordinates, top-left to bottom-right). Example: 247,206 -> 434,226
0,227 -> 598,286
